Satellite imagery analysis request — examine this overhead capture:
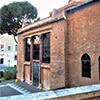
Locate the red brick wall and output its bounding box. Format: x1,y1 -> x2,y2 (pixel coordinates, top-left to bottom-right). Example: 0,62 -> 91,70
41,67 -> 50,90
17,35 -> 24,80
66,1 -> 100,87
24,65 -> 31,84
50,20 -> 67,89
17,20 -> 67,89
17,1 -> 100,90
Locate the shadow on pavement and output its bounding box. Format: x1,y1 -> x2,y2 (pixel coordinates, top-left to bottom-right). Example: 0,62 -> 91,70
0,80 -> 43,97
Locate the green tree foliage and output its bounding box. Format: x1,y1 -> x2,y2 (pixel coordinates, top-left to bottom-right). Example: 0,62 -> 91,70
4,66 -> 17,80
0,1 -> 38,35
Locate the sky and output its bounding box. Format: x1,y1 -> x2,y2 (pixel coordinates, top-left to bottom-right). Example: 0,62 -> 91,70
0,0 -> 68,18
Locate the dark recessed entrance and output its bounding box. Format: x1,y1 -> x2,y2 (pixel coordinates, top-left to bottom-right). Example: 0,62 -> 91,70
32,36 -> 40,87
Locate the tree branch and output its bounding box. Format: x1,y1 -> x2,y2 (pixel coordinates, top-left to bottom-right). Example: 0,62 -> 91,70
13,34 -> 18,44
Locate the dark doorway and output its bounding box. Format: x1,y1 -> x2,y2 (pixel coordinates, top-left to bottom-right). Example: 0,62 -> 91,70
33,62 -> 40,86
32,36 -> 40,86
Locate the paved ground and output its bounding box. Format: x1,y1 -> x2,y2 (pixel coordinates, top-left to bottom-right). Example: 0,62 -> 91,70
0,80 -> 43,97
0,86 -> 22,97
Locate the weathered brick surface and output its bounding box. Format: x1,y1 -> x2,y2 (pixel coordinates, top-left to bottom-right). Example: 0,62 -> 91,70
66,1 -> 100,87
17,1 -> 100,90
17,17 -> 67,89
17,35 -> 24,80
50,20 -> 66,89
41,67 -> 50,90
24,65 -> 31,84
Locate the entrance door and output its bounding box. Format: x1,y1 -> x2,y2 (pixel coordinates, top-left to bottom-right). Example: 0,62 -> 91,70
33,62 -> 40,86
32,40 -> 40,86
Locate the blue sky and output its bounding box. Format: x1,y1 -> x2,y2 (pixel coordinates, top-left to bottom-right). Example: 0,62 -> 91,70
0,0 -> 68,18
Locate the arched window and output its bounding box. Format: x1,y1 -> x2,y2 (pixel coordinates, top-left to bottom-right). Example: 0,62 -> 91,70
81,53 -> 91,78
98,56 -> 100,80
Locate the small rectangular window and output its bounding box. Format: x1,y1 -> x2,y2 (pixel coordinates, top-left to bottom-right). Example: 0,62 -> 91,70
14,55 -> 17,60
8,46 -> 11,51
15,45 -> 18,51
0,44 -> 4,52
0,58 -> 4,64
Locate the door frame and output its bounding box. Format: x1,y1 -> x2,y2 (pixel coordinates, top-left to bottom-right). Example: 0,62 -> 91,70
33,61 -> 40,87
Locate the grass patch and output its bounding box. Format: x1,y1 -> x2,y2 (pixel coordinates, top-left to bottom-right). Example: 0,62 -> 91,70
0,77 -> 6,81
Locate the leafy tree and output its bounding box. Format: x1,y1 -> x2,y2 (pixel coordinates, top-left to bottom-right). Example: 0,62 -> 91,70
4,66 -> 17,80
0,1 -> 39,42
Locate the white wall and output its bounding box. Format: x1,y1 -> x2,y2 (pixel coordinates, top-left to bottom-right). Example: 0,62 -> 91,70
0,34 -> 17,67
4,53 -> 17,67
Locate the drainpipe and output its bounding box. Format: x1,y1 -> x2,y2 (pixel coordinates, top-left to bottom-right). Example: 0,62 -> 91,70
62,11 -> 67,20
62,10 -> 70,87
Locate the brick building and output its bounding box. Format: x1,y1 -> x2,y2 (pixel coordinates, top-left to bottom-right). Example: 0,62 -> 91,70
17,0 -> 100,90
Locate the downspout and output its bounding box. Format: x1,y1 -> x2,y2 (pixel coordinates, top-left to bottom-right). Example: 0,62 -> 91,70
62,10 -> 70,87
